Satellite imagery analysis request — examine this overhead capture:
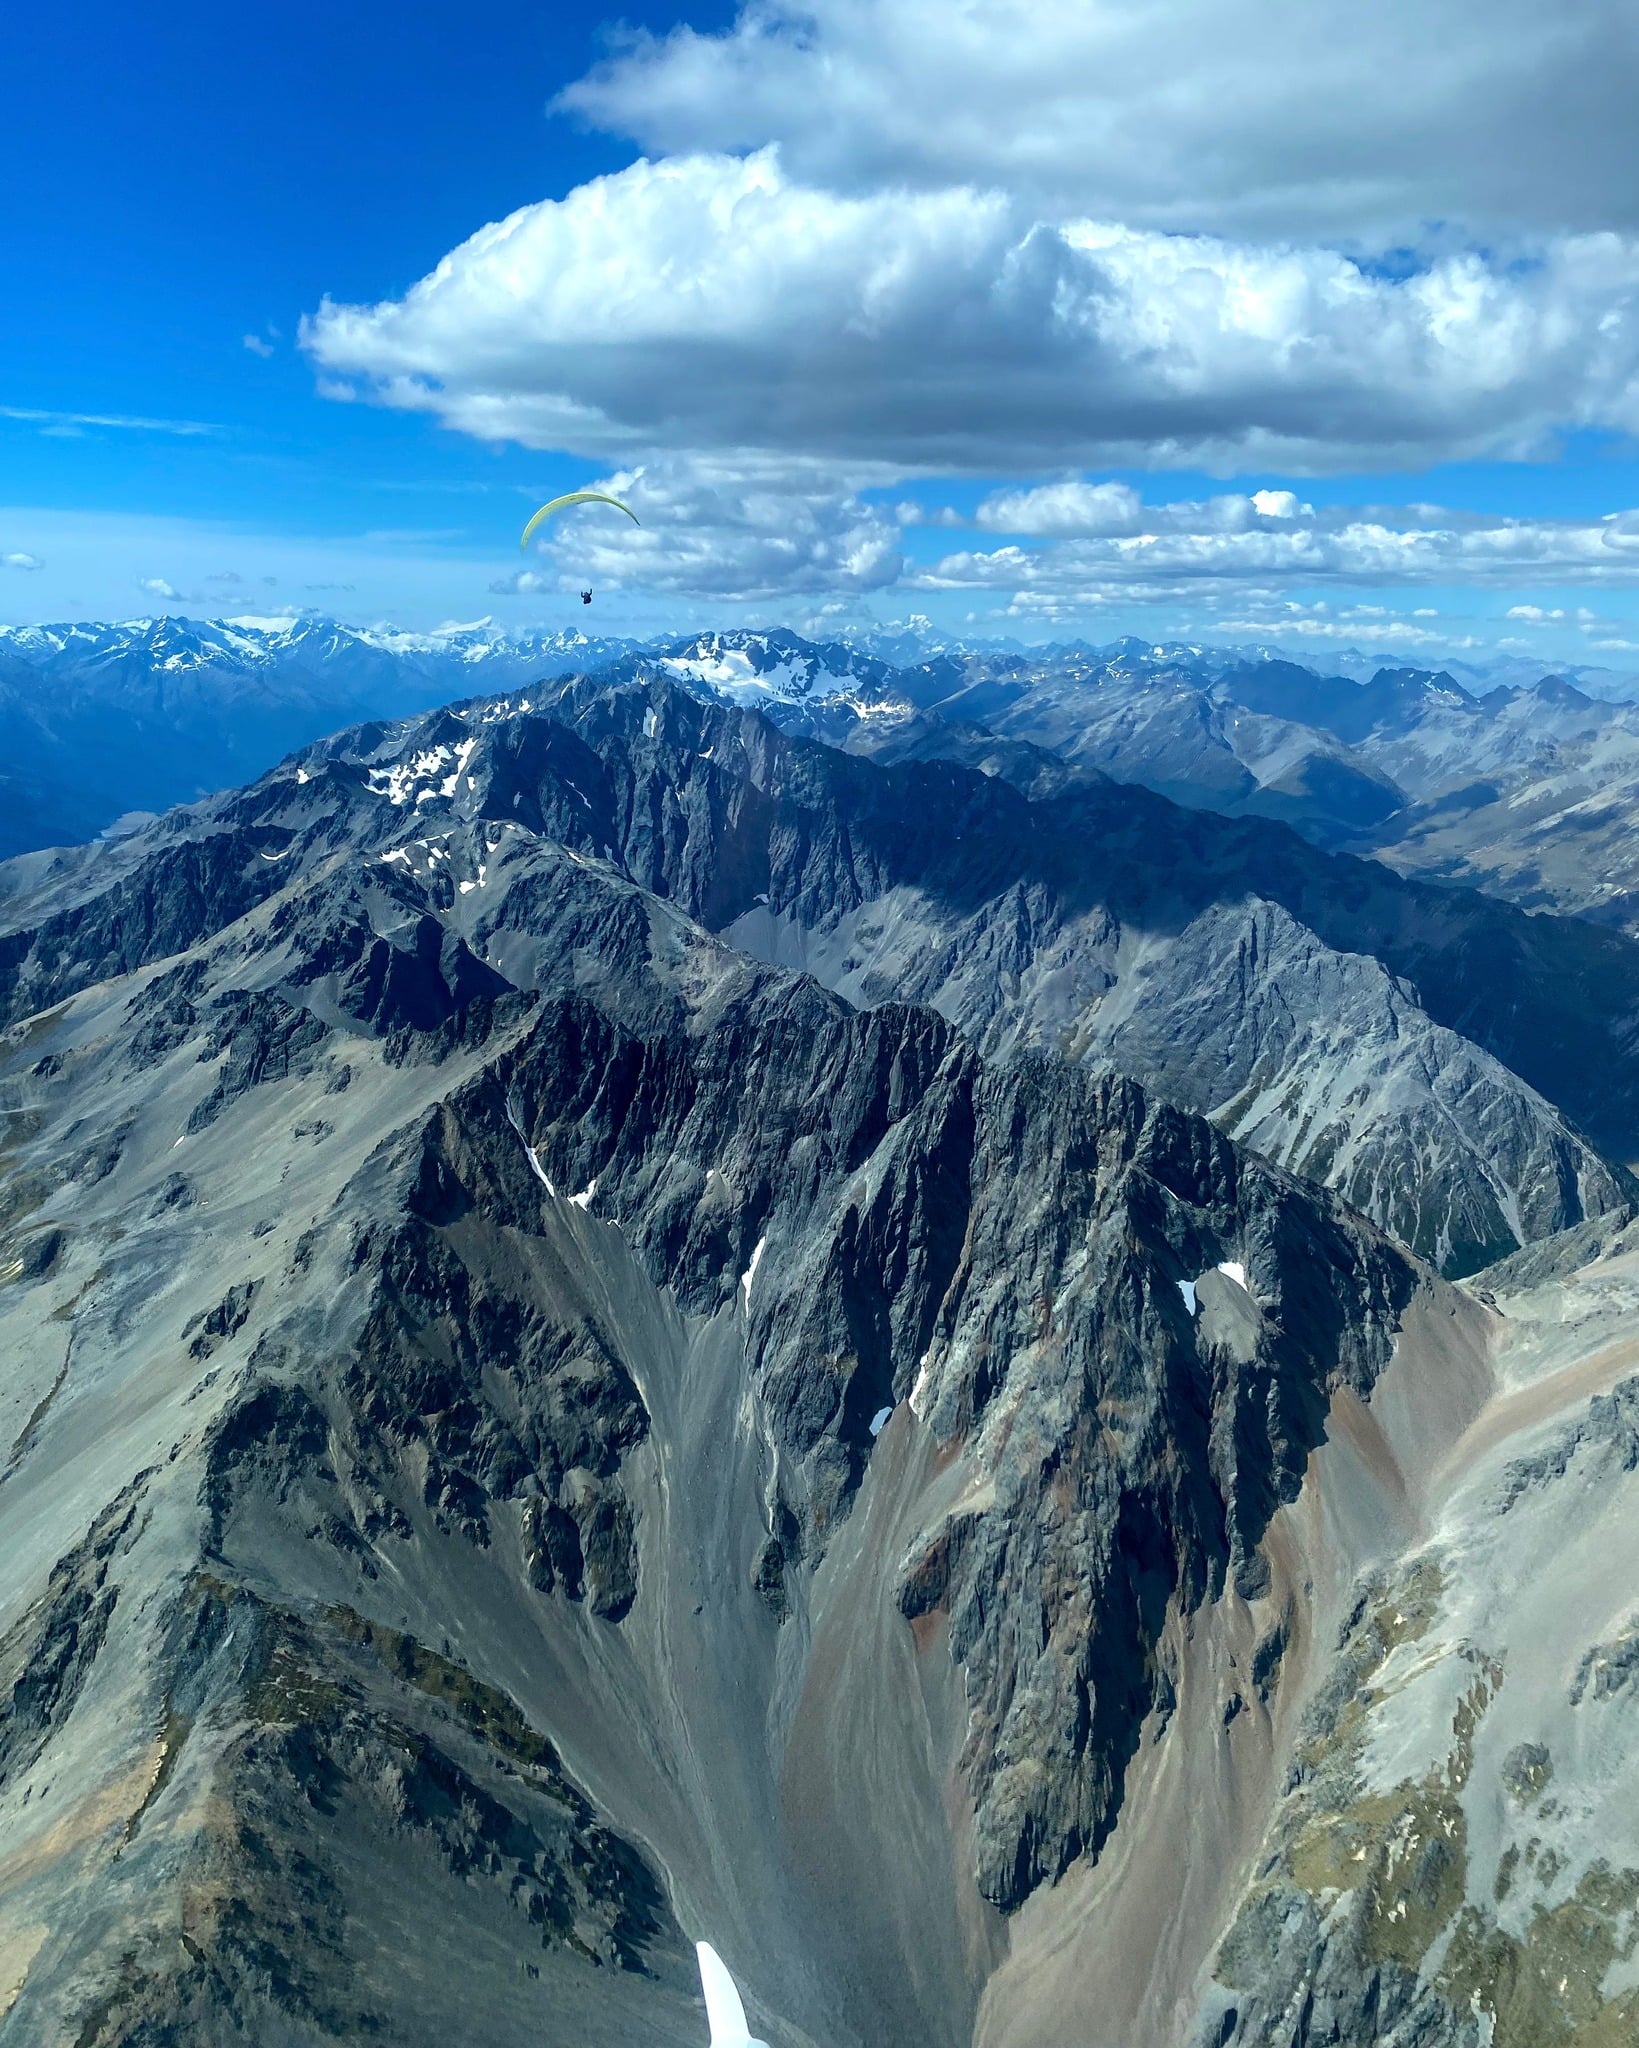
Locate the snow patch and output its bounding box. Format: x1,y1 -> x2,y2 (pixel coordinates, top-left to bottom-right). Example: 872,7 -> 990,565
660,640 -> 869,707
569,1177 -> 599,1210
1216,1260 -> 1249,1293
1177,1279 -> 1198,1316
740,1235 -> 767,1308
439,736 -> 477,798
367,734 -> 477,809
505,1097 -> 557,1198
869,1405 -> 894,1438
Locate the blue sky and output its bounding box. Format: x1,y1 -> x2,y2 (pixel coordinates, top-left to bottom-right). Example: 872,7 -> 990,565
5,0 -> 1639,665
0,0 -> 712,611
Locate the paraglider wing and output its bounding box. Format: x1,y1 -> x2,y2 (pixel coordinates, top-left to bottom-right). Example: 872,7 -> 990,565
519,490 -> 641,551
695,1942 -> 770,2048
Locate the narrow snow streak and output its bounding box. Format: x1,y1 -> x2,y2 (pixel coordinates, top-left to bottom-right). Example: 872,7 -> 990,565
740,1235 -> 767,1309
505,1096 -> 556,1198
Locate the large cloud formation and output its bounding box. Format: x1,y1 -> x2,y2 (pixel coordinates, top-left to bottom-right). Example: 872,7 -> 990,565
490,466 -> 1639,607
926,496 -> 1639,593
304,151 -> 1639,474
301,0 -> 1639,620
559,0 -> 1639,243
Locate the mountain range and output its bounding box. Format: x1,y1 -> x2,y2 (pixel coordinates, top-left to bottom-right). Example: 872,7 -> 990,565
5,628 -> 1639,2043
5,614 -> 1639,886
0,615 -> 637,857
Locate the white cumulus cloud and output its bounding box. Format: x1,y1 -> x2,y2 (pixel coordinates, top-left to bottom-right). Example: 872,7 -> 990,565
511,456 -> 903,600
976,482 -> 1143,537
1504,603 -> 1598,626
137,577 -> 181,600
560,0 -> 1639,246
2,551 -> 43,571
916,501 -> 1639,598
303,151 -> 1639,476
489,569 -> 557,596
976,483 -> 1327,538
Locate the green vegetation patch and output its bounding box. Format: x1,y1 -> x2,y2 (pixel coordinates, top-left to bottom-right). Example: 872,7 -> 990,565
1441,1863 -> 1639,2046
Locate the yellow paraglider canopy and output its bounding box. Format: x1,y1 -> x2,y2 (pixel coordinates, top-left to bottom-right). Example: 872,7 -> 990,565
519,491 -> 641,551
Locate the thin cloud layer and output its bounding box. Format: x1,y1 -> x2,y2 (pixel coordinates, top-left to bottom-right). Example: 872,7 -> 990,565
919,500 -> 1639,596
561,0 -> 1639,244
0,406 -> 219,438
493,467 -> 1639,607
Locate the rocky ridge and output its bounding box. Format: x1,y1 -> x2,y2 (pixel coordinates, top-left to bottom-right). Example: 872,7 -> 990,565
2,673 -> 1639,2043
0,678 -> 1437,2045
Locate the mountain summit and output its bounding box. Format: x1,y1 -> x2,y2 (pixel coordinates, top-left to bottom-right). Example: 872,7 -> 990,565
5,652 -> 1639,2046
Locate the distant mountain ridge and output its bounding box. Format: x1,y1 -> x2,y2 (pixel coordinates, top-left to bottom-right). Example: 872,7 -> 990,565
0,612 -> 637,674
0,614 -> 639,859
9,668 -> 1639,1282
6,613 -> 1639,932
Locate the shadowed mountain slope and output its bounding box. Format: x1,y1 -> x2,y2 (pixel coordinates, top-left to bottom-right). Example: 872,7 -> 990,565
485,680 -> 1639,1273
5,679 -> 1638,1284
7,681 -> 1639,2043
0,707 -> 1442,2045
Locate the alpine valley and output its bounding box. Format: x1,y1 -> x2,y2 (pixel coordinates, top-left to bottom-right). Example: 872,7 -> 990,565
5,624 -> 1639,2045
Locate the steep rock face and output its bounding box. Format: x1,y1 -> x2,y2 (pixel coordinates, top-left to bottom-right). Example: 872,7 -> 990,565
0,724 -> 1438,2046
355,948 -> 1419,1919
476,982 -> 1415,1909
1197,1274 -> 1639,2048
43,1578 -> 684,2048
528,680 -> 1639,1275
0,826 -> 297,1028
6,676 -> 1632,1283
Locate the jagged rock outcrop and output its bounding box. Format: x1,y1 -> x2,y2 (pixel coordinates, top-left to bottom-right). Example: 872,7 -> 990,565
6,671 -> 1639,2046
0,701 -> 1442,2046
8,675 -> 1638,1278
518,680 -> 1639,1274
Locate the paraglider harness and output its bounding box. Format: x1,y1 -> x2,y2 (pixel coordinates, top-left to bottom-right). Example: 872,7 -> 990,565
580,590 -> 593,604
